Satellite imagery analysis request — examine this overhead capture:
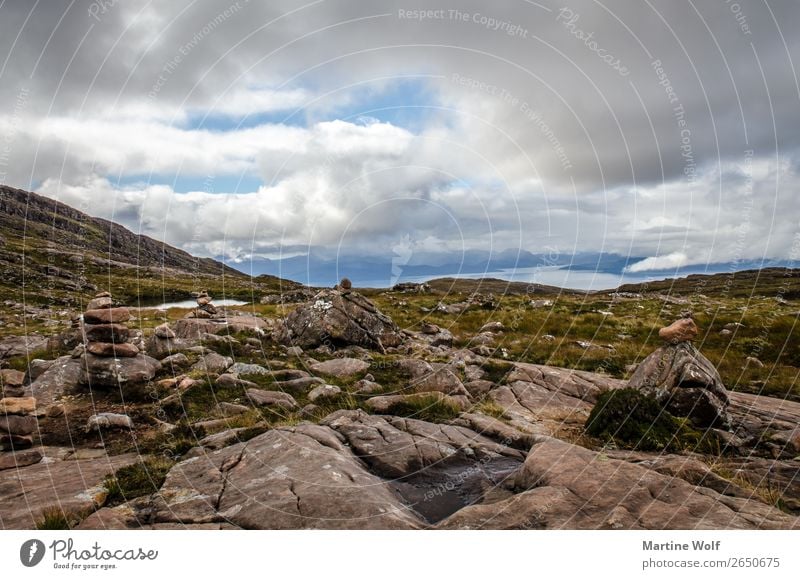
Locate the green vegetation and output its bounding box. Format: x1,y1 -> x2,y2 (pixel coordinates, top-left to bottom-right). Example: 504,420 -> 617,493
387,393 -> 463,422
585,388 -> 721,454
103,457 -> 173,506
35,506 -> 89,530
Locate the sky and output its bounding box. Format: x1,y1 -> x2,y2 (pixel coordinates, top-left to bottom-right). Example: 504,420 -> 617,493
1,0 -> 799,273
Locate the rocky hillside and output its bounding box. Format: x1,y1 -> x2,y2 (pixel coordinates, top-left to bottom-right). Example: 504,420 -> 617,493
0,185 -> 298,307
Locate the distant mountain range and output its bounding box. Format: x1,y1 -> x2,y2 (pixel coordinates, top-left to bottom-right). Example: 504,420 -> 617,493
229,247 -> 791,289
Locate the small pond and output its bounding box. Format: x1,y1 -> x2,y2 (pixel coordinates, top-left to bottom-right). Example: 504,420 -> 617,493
142,299 -> 249,309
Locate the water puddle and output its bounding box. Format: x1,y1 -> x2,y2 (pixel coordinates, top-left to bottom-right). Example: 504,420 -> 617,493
390,456 -> 521,523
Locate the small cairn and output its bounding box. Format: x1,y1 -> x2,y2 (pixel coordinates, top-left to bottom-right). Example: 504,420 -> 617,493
188,290 -> 218,319
337,277 -> 353,295
1,364 -> 42,467
79,292 -> 160,388
629,314 -> 730,428
0,395 -> 38,452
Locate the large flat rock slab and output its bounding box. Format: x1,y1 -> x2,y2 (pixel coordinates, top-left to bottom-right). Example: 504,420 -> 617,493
0,451 -> 138,529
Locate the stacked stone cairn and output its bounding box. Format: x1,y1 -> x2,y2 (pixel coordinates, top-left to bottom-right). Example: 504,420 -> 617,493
79,292 -> 160,389
0,369 -> 38,453
187,290 -> 218,319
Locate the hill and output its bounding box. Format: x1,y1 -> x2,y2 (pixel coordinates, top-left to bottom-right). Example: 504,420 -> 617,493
0,185 -> 299,307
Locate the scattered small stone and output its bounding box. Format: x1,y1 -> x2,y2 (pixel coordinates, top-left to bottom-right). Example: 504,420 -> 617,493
85,413 -> 134,432
480,321 -> 504,333
744,356 -> 764,368
308,384 -> 342,402
246,388 -> 298,410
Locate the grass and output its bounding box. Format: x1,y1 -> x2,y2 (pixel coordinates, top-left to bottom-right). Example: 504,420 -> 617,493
709,464 -> 794,514
35,506 -> 90,530
584,388 -> 722,454
103,457 -> 173,506
386,393 -> 463,423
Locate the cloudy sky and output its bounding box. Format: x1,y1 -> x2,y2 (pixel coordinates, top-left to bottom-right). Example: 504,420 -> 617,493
1,0 -> 799,273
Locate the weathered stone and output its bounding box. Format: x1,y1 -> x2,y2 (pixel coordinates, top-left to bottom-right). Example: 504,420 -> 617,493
307,384 -> 342,402
245,389 -> 298,410
84,323 -> 129,343
0,397 -> 36,415
278,289 -> 404,353
86,413 -> 134,432
190,352 -> 232,374
154,323 -> 176,339
0,448 -> 43,471
0,452 -> 138,528
310,357 -> 369,378
658,317 -> 698,343
0,433 -> 33,450
0,414 -> 37,436
628,342 -> 730,428
228,362 -> 270,376
214,373 -> 257,389
365,391 -> 468,414
354,379 -> 382,395
79,353 -> 161,388
83,307 -> 130,325
480,321 -> 505,333
172,318 -> 228,340
27,359 -> 54,382
160,352 -> 190,369
0,369 -> 25,387
272,376 -> 325,394
140,425 -> 423,529
86,341 -> 140,358
438,438 -> 796,530
217,402 -> 250,417
31,356 -> 83,406
86,295 -> 113,310
464,379 -> 495,398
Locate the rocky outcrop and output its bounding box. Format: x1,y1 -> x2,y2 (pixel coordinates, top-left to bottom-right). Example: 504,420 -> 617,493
628,342 -> 730,428
437,437 -> 796,529
85,425 -> 425,529
278,288 -> 404,353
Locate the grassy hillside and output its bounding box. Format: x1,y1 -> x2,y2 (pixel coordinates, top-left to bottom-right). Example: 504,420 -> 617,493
0,185 -> 301,307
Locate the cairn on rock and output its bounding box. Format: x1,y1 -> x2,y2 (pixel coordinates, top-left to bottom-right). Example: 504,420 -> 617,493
0,369 -> 26,398
629,316 -> 730,428
277,279 -> 404,353
187,290 -> 218,319
79,293 -> 160,389
0,396 -> 38,452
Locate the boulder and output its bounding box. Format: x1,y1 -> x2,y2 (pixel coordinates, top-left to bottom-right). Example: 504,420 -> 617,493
272,376 -> 325,394
86,295 -> 113,310
0,335 -> 49,360
278,289 -> 404,353
365,391 -> 469,414
154,323 -> 176,339
86,413 -> 134,432
628,342 -> 730,428
658,317 -> 698,343
190,352 -> 233,374
172,318 -> 228,340
29,356 -> 82,407
27,359 -> 55,382
307,384 -> 342,402
86,342 -> 140,358
83,307 -> 131,325
160,352 -> 190,369
84,323 -> 130,343
144,334 -> 190,359
123,425 -> 424,529
246,389 -> 298,410
310,358 -> 369,378
79,353 -> 161,388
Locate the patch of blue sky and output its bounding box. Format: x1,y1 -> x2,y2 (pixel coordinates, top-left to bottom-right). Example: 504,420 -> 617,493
111,173 -> 263,194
